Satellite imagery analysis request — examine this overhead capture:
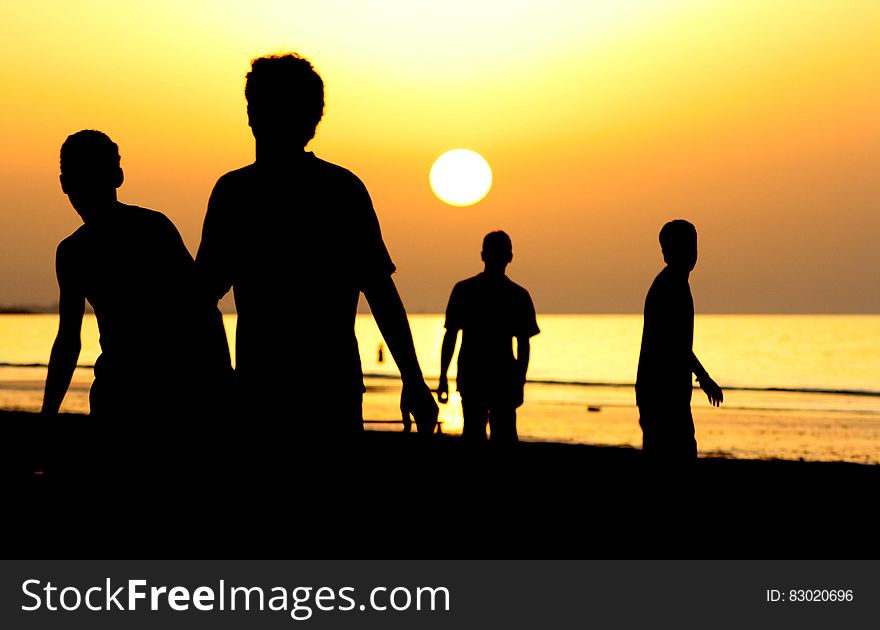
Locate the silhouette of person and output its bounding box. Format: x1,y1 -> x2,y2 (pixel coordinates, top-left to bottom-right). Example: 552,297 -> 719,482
636,220 -> 723,461
195,54 -> 437,437
437,231 -> 539,444
42,130 -> 232,421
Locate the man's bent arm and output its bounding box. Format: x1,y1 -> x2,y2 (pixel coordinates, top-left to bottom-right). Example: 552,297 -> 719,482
515,336 -> 531,384
364,276 -> 425,383
511,336 -> 532,408
692,351 -> 723,406
194,181 -> 235,304
437,328 -> 458,403
364,276 -> 438,431
691,352 -> 709,382
42,252 -> 85,414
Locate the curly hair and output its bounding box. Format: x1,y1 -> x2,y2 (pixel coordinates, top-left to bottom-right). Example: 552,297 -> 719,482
245,54 -> 325,147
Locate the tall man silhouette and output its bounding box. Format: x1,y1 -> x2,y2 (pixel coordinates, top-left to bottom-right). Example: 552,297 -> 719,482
437,231 -> 539,443
196,54 -> 437,436
636,220 -> 723,460
43,130 -> 231,419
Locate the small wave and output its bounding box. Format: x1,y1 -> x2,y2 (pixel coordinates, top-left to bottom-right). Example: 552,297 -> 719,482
522,378 -> 880,399
0,362 -> 95,369
3,365 -> 876,399
528,400 -> 880,416
362,373 -> 880,399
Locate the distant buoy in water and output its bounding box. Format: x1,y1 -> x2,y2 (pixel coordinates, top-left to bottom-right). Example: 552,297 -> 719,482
378,343 -> 385,363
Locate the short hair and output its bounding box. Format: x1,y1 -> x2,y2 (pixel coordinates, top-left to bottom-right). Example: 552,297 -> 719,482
482,230 -> 513,257
659,219 -> 696,255
60,130 -> 121,178
245,54 -> 325,146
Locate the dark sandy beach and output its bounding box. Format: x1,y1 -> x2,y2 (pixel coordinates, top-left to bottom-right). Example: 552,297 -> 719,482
3,410 -> 877,559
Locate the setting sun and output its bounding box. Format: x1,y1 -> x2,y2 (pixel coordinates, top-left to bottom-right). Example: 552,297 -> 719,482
429,149 -> 493,207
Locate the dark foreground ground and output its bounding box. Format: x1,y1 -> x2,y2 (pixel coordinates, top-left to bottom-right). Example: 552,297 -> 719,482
3,410 -> 877,559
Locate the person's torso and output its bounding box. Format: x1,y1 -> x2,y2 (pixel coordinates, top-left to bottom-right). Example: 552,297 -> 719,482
455,274 -> 530,389
216,159 -> 374,394
67,206 -> 198,379
636,267 -> 695,405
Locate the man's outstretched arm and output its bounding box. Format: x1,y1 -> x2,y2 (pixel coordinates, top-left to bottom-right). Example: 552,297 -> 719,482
436,328 -> 458,404
42,246 -> 85,415
364,276 -> 438,433
692,352 -> 723,407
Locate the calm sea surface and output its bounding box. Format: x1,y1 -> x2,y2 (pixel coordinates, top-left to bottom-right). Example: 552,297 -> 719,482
1,314 -> 878,464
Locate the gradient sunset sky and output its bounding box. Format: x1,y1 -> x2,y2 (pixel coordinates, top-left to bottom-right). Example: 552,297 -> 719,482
1,0 -> 878,313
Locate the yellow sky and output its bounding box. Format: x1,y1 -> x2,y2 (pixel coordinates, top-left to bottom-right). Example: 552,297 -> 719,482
1,0 -> 878,312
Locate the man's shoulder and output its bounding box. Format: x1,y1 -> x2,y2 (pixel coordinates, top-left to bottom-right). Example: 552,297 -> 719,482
504,276 -> 533,301
309,154 -> 358,178
214,164 -> 258,189
646,267 -> 673,295
453,274 -> 484,292
453,274 -> 531,294
650,267 -> 691,294
123,203 -> 164,218
309,154 -> 368,192
57,227 -> 88,257
644,267 -> 693,319
120,204 -> 177,231
214,158 -> 368,195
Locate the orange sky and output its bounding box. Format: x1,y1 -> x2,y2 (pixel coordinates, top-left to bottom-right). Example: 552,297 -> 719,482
1,0 -> 878,312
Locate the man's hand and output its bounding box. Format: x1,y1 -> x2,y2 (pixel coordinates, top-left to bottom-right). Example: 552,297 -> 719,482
401,380 -> 439,435
436,376 -> 450,404
698,374 -> 723,407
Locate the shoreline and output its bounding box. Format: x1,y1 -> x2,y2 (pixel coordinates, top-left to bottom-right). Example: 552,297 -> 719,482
3,402 -> 879,465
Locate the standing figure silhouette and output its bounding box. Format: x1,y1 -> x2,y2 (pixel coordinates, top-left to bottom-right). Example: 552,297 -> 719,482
195,54 -> 437,438
42,130 -> 231,420
437,231 -> 539,444
636,220 -> 723,461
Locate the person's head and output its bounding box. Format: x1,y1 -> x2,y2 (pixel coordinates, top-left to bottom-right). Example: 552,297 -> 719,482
245,53 -> 325,149
59,130 -> 123,219
481,230 -> 513,273
659,219 -> 698,271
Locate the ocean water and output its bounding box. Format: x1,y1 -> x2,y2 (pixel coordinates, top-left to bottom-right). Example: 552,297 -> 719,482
1,314 -> 878,464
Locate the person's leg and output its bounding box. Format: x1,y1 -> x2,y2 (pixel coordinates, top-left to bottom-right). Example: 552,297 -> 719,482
638,407 -> 657,459
347,390 -> 366,435
87,377 -> 107,418
642,405 -> 697,463
460,396 -> 488,443
488,404 -> 518,445
678,407 -> 698,460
